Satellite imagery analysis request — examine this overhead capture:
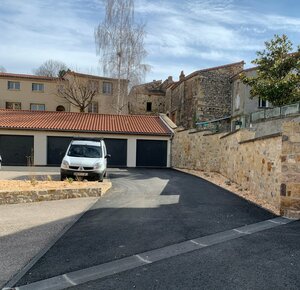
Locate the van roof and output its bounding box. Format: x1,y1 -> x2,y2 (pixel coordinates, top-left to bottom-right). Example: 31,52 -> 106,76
71,140 -> 102,146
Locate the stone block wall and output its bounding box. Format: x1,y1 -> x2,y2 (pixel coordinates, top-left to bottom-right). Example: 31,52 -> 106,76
172,119 -> 300,217
280,119 -> 300,218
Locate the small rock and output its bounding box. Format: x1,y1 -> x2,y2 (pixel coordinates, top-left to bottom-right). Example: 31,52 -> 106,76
225,180 -> 231,186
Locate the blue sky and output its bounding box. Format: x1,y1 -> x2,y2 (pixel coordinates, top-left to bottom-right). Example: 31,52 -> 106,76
1,0 -> 300,82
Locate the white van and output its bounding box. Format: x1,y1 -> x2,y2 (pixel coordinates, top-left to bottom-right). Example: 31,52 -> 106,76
60,138 -> 110,181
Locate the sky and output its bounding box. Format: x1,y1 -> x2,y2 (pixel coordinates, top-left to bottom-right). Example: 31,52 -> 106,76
1,0 -> 300,82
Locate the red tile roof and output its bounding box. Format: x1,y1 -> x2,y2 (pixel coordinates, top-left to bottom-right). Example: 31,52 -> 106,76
0,110 -> 172,136
0,72 -> 59,81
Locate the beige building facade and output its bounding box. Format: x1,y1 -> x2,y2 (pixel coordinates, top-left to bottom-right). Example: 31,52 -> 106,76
0,71 -> 128,114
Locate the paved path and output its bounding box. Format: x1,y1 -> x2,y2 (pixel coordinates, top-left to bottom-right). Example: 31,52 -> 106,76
0,166 -> 60,181
14,168 -> 289,289
0,197 -> 98,288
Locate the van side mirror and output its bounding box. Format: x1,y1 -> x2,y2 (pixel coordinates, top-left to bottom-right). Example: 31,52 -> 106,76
105,154 -> 111,159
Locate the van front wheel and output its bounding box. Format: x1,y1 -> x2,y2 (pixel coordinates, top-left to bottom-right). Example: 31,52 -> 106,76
97,173 -> 104,182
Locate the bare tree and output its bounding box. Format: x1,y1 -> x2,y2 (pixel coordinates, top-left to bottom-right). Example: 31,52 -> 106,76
56,74 -> 98,112
95,0 -> 150,114
0,65 -> 6,73
34,59 -> 68,77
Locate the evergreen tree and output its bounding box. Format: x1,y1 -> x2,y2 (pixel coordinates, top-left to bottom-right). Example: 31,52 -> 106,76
241,34 -> 300,106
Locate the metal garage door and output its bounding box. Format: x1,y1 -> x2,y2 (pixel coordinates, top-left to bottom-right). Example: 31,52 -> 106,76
136,140 -> 167,167
47,136 -> 73,166
0,135 -> 34,166
104,138 -> 127,167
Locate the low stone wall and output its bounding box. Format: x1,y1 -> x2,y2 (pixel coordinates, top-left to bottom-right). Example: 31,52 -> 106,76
172,118 -> 300,218
0,187 -> 103,205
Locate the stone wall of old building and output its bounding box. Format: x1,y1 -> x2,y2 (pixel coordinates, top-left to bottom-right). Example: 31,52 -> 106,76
166,62 -> 244,129
128,79 -> 173,115
172,119 -> 300,217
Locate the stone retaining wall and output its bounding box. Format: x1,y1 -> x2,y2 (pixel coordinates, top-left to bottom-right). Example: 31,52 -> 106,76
280,119 -> 300,218
0,187 -> 103,204
172,118 -> 300,218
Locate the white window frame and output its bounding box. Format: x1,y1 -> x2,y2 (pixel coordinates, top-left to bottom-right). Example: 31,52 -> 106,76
88,101 -> 98,113
32,83 -> 44,92
258,98 -> 270,108
103,82 -> 112,94
8,81 -> 20,90
30,103 -> 45,111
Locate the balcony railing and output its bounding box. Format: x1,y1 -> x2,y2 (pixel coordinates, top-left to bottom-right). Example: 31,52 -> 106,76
250,102 -> 300,123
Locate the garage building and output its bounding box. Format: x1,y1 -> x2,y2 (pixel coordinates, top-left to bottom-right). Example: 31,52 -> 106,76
0,110 -> 175,167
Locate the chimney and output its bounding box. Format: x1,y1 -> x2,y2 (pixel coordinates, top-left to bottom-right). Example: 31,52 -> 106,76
167,76 -> 173,83
179,71 -> 185,81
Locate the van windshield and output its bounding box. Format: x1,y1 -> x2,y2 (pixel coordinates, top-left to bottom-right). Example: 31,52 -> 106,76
67,145 -> 102,158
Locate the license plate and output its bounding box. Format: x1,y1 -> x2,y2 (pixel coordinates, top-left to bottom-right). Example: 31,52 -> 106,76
74,172 -> 88,176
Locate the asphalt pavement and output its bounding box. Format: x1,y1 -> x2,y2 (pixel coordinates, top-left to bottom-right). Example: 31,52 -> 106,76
14,168 -> 299,289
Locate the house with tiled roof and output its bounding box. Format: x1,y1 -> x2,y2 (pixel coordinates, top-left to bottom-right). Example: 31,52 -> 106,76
0,70 -> 128,114
128,61 -> 245,129
0,109 -> 175,167
128,77 -> 174,115
165,61 -> 245,128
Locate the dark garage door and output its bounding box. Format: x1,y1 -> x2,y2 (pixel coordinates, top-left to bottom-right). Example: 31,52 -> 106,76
47,136 -> 73,166
104,138 -> 127,167
136,140 -> 167,167
0,135 -> 34,166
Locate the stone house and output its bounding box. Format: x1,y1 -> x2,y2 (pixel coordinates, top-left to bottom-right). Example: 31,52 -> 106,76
128,77 -> 173,115
128,61 -> 245,129
0,71 -> 128,114
231,67 -> 272,131
165,61 -> 245,129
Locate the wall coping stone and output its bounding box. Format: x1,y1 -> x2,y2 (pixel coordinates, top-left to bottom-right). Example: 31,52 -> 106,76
189,129 -> 211,135
238,132 -> 282,144
219,129 -> 240,139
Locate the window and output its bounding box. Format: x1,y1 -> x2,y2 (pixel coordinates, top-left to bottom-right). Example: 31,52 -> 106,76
258,98 -> 269,108
32,83 -> 44,92
6,102 -> 21,110
146,102 -> 152,112
30,103 -> 45,111
8,81 -> 20,90
56,105 -> 65,112
103,82 -> 112,94
88,101 -> 98,113
88,80 -> 99,93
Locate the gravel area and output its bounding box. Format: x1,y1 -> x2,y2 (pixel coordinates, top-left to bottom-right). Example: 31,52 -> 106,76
176,168 -> 280,215
0,180 -> 111,192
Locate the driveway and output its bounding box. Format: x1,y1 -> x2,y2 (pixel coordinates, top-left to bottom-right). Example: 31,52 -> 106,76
12,168 -> 300,289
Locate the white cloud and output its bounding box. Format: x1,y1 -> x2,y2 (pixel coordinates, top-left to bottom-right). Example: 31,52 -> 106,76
0,0 -> 300,83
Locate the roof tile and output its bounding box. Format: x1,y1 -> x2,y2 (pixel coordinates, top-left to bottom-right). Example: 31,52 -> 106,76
0,110 -> 172,136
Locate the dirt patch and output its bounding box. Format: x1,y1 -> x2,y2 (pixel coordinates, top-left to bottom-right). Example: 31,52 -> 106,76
176,168 -> 280,215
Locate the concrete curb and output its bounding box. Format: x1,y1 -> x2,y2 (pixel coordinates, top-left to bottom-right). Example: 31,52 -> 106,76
2,196 -> 100,289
